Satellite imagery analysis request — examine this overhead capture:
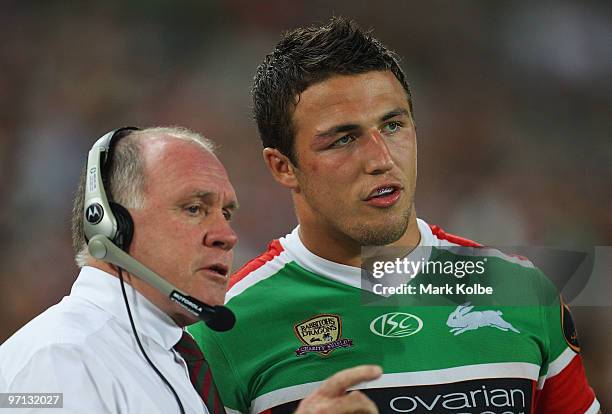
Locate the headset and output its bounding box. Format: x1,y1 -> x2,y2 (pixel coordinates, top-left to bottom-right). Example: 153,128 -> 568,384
83,126 -> 138,251
82,127 -> 235,413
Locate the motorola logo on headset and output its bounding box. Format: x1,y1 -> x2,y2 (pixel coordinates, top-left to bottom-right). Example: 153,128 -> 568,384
85,203 -> 104,225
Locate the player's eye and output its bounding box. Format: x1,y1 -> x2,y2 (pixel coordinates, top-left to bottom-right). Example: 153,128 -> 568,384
330,135 -> 355,148
382,121 -> 402,134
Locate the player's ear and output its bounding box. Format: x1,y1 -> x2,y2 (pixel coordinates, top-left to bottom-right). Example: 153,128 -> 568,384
263,148 -> 299,190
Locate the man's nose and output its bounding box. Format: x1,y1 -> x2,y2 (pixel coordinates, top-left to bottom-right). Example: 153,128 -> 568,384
363,130 -> 393,175
203,214 -> 238,251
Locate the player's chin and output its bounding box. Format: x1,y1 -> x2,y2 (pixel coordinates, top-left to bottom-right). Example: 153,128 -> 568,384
358,217 -> 409,245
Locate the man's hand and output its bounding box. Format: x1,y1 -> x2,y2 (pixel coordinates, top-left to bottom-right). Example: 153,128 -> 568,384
294,365 -> 382,414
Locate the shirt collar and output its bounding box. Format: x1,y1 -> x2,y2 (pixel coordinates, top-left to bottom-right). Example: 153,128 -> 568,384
279,218 -> 435,291
70,266 -> 183,350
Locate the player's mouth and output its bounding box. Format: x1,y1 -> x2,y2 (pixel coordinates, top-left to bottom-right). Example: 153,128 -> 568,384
364,184 -> 402,207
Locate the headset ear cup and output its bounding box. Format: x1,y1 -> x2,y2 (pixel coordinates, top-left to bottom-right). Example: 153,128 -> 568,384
109,202 -> 134,252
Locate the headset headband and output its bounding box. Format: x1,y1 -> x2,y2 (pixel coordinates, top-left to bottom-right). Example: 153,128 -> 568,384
83,127 -> 140,245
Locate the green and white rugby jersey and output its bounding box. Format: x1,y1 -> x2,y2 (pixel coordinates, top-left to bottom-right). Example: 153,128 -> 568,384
189,219 -> 598,414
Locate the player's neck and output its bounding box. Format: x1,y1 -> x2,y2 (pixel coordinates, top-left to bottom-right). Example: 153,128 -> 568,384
297,216 -> 420,268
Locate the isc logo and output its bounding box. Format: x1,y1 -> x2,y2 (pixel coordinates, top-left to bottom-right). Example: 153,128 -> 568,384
370,312 -> 423,338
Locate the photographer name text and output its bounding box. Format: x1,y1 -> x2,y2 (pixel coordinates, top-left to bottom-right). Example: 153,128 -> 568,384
373,283 -> 493,296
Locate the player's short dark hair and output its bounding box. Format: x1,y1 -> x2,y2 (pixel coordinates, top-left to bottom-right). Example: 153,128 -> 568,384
252,16 -> 413,165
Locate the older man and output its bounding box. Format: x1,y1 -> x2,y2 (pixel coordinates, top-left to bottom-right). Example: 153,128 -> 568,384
0,126 -> 380,413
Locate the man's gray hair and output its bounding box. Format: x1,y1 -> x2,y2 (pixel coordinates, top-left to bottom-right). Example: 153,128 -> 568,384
71,126 -> 215,267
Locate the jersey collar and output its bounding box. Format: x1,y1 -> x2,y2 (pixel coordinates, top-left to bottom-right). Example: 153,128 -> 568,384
280,218 -> 436,291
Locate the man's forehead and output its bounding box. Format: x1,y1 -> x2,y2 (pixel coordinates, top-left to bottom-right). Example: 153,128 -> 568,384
301,71 -> 404,100
142,137 -> 226,179
141,135 -> 236,200
142,135 -> 214,162
294,71 -> 410,129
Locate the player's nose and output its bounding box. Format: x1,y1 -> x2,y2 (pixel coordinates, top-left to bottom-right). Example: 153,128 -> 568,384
363,130 -> 393,175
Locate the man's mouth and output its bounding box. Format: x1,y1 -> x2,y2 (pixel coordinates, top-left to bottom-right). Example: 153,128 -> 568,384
365,184 -> 402,207
201,264 -> 229,278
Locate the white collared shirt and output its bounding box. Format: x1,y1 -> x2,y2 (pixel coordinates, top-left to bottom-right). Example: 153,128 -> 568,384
0,266 -> 209,414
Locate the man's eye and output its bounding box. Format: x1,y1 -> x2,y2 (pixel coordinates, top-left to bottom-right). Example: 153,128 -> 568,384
223,209 -> 233,221
331,135 -> 355,148
186,205 -> 201,215
382,121 -> 402,134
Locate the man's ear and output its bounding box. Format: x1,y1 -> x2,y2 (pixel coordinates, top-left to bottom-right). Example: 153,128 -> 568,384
263,148 -> 299,190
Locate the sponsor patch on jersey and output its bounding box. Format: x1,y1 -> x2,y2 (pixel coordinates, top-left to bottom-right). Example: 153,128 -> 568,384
370,312 -> 423,338
561,298 -> 580,353
268,377 -> 534,413
294,314 -> 353,356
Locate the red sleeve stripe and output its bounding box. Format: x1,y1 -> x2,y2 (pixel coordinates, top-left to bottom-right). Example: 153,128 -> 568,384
530,381 -> 537,413
544,347 -> 576,382
534,354 -> 597,413
429,224 -> 483,247
228,240 -> 284,290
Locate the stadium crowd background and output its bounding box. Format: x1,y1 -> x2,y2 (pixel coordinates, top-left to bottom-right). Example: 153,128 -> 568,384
1,1 -> 610,408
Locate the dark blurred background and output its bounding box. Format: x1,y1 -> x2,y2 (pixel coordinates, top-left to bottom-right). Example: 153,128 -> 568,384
1,0 -> 610,408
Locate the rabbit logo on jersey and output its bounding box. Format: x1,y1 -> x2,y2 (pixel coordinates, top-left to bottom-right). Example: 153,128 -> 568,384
447,303 -> 520,336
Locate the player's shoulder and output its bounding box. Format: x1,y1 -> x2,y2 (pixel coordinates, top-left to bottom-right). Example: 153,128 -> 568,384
425,220 -> 538,271
427,222 -> 483,248
230,239 -> 286,286
226,234 -> 299,301
425,220 -> 558,299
